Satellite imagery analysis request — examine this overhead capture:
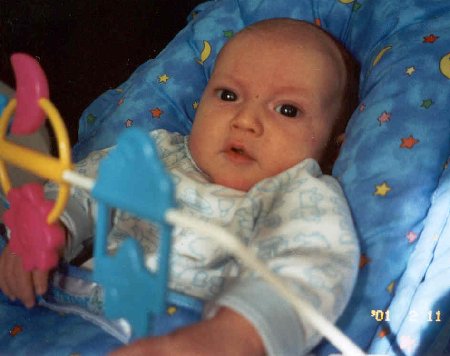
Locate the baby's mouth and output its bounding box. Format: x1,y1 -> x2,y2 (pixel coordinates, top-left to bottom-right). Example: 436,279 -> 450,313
224,144 -> 254,163
231,147 -> 245,155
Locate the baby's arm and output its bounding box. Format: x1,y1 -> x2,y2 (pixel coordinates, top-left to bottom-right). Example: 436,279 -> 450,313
110,307 -> 264,356
44,149 -> 108,263
211,162 -> 360,355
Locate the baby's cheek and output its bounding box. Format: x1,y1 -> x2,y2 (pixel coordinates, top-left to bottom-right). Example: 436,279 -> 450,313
306,130 -> 331,159
272,142 -> 307,166
187,135 -> 205,164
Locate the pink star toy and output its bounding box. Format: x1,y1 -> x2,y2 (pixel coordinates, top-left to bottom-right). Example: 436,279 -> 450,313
3,183 -> 65,271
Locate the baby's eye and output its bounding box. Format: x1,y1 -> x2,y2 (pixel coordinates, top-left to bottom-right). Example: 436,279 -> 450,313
275,104 -> 300,118
217,89 -> 237,102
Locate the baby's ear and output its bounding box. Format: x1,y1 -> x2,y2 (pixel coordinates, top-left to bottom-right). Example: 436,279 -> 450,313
321,133 -> 346,175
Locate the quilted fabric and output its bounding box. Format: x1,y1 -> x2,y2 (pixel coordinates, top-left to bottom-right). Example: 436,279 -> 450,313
0,293 -> 123,355
321,1 -> 450,354
2,0 -> 450,354
0,234 -> 204,354
367,153 -> 450,355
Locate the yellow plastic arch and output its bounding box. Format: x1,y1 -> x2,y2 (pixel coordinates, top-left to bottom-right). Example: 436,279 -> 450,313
0,98 -> 73,224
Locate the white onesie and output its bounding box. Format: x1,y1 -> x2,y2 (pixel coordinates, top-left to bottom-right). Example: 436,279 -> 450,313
48,129 -> 359,355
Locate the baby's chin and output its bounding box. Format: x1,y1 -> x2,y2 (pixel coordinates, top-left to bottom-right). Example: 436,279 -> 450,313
211,174 -> 256,192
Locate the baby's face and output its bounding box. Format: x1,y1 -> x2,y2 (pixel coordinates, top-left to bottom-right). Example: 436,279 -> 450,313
189,26 -> 345,191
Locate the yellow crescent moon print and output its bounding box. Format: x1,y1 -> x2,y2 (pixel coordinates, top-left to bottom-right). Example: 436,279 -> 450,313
197,40 -> 212,65
439,52 -> 450,79
372,45 -> 393,67
339,0 -> 355,4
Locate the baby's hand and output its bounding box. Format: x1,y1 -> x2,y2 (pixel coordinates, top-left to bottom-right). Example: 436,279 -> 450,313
0,244 -> 50,308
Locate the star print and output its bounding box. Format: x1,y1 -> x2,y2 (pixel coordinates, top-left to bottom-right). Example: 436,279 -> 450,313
421,98 -> 433,109
406,231 -> 418,243
374,182 -> 391,196
223,30 -> 234,39
167,306 -> 177,315
353,2 -> 362,11
359,103 -> 366,112
158,74 -> 170,83
405,66 -> 416,76
86,113 -> 97,124
9,325 -> 23,337
379,328 -> 390,338
387,281 -> 395,294
118,98 -> 125,106
378,111 -> 391,125
359,254 -> 371,269
423,34 -> 439,43
192,101 -> 199,110
400,135 -> 419,149
150,107 -> 163,118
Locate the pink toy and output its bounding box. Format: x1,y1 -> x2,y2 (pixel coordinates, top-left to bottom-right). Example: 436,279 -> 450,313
0,53 -> 70,272
10,53 -> 49,135
3,183 -> 65,271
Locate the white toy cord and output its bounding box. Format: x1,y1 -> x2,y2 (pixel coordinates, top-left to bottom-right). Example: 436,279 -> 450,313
62,169 -> 365,356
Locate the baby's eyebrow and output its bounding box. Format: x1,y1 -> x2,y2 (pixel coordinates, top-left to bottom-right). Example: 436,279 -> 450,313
272,86 -> 315,102
212,73 -> 244,88
274,85 -> 309,94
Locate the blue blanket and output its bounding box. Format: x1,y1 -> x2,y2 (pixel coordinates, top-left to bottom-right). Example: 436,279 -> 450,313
0,234 -> 203,354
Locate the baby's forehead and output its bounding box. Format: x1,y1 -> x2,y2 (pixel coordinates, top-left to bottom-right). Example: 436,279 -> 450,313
223,20 -> 342,62
209,20 -> 348,100
218,30 -> 341,72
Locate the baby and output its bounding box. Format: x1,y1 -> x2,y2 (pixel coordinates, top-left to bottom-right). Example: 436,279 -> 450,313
0,19 -> 360,355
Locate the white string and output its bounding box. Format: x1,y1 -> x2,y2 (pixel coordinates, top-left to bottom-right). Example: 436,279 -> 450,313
62,169 -> 95,191
166,210 -> 366,356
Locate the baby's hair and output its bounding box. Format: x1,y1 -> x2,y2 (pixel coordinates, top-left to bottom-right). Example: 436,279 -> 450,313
312,23 -> 360,174
231,18 -> 360,174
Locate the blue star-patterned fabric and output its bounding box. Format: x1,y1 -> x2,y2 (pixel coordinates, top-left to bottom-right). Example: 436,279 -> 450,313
72,0 -> 450,354
327,2 -> 450,354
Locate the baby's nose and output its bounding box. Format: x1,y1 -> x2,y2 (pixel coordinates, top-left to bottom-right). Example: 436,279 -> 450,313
231,109 -> 263,135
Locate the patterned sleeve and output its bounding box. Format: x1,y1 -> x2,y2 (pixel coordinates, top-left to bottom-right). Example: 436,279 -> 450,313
46,130 -> 173,262
209,159 -> 360,355
45,149 -> 110,261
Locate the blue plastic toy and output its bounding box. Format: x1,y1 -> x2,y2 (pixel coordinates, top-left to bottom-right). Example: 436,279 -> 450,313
92,128 -> 175,339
